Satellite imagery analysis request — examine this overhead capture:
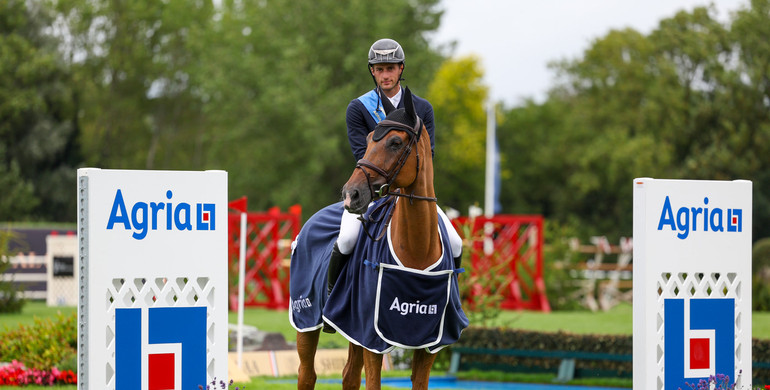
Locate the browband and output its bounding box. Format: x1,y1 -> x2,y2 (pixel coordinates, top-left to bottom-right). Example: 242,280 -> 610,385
372,117 -> 422,141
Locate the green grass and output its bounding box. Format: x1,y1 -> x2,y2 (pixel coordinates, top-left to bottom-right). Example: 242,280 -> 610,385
11,298 -> 770,341
227,306 -> 351,348
7,301 -> 770,350
484,303 -> 634,335
0,301 -> 75,329
231,302 -> 770,340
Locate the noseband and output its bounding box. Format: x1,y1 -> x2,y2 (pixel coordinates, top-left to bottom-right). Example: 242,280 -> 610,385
354,117 -> 438,205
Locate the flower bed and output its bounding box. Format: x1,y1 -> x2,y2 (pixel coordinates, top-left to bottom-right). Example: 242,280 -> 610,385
0,361 -> 76,386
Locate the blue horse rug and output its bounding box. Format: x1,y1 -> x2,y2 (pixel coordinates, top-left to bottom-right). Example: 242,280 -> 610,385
288,199 -> 468,353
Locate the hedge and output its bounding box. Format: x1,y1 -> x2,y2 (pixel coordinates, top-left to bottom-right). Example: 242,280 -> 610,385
454,327 -> 770,382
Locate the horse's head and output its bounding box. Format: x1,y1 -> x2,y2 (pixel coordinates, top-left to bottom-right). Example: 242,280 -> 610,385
343,87 -> 430,214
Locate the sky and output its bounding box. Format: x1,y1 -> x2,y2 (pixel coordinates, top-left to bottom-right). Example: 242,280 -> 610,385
431,0 -> 747,107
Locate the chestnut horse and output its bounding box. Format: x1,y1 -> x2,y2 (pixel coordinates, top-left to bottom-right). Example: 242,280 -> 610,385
292,87 -> 466,390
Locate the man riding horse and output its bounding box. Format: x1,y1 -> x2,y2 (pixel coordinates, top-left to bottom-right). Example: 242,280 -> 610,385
330,38 -> 462,308
288,39 -> 468,390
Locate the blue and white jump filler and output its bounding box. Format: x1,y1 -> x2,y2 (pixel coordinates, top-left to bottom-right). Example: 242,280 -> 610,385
633,178 -> 752,390
78,169 -> 229,390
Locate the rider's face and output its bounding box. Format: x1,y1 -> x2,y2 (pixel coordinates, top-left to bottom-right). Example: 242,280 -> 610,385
371,63 -> 403,95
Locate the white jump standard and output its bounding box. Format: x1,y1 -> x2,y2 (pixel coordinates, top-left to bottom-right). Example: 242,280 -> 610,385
633,178 -> 752,390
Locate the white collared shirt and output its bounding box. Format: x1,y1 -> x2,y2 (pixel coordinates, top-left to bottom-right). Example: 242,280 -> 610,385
388,86 -> 402,108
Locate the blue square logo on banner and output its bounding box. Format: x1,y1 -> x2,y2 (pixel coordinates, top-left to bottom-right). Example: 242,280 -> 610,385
664,298 -> 734,390
115,306 -> 207,390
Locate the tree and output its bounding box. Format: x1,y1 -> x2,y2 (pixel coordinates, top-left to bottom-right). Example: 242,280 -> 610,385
192,0 -> 445,214
0,230 -> 25,313
714,0 -> 770,239
501,27 -> 674,235
499,1 -> 770,240
45,0 -> 446,218
427,55 -> 488,212
0,1 -> 78,221
50,0 -> 214,171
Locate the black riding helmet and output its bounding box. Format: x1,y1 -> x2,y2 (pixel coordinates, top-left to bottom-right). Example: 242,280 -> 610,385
368,38 -> 405,87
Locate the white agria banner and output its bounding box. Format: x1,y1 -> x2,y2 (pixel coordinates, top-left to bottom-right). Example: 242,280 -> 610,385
633,178 -> 752,390
77,169 -> 228,390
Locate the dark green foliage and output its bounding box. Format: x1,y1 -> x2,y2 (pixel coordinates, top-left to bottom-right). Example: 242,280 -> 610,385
542,221 -> 586,311
754,338 -> 770,383
0,258 -> 25,314
454,327 -> 632,378
0,230 -> 25,313
0,312 -> 77,370
8,0 -> 770,249
753,238 -> 770,310
46,0 -> 444,219
454,327 -> 770,384
0,1 -> 78,222
497,1 -> 770,240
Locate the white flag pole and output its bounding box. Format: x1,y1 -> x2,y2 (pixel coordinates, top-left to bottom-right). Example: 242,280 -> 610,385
237,211 -> 247,368
484,102 -> 496,218
484,102 -> 496,255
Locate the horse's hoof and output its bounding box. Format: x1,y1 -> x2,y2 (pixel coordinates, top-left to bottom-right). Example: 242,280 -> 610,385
322,321 -> 336,334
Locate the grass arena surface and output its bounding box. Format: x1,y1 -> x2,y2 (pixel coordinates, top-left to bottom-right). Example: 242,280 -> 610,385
4,301 -> 770,389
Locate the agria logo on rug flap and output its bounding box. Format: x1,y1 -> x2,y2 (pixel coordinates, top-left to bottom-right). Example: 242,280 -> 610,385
106,189 -> 216,240
115,307 -> 207,390
657,196 -> 743,240
389,297 -> 438,316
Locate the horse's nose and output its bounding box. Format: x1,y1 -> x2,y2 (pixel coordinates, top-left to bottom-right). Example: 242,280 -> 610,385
343,189 -> 358,209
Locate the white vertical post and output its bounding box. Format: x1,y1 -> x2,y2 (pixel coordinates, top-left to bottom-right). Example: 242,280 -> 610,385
484,102 -> 496,255
237,211 -> 247,368
484,102 -> 496,218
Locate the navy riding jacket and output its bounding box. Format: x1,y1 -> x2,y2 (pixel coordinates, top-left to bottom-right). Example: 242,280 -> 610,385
346,88 -> 435,161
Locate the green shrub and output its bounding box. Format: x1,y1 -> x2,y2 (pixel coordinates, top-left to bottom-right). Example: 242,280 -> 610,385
0,230 -> 26,313
753,238 -> 770,310
453,216 -> 507,327
454,327 -> 632,377
754,338 -> 770,383
452,327 -> 770,384
543,221 -> 586,311
0,312 -> 77,370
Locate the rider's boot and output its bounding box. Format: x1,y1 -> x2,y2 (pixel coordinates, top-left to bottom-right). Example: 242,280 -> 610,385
453,249 -> 463,269
323,242 -> 349,334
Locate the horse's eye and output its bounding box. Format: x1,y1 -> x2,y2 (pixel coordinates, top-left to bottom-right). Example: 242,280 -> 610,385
387,136 -> 403,150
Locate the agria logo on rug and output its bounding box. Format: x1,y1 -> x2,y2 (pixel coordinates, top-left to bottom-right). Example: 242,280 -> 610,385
106,189 -> 216,240
657,196 -> 743,240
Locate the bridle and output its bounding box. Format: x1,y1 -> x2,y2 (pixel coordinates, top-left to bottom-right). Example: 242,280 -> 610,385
354,117 -> 438,205
353,115 -> 438,241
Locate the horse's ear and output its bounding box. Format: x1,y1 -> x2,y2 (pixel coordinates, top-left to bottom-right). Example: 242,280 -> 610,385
404,86 -> 416,120
379,87 -> 396,115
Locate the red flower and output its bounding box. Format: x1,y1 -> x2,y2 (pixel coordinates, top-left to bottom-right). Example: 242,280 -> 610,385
0,361 -> 77,386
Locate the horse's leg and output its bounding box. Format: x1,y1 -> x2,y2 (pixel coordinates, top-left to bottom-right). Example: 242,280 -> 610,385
362,349 -> 383,390
342,343 -> 364,390
410,349 -> 437,390
296,329 -> 320,390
